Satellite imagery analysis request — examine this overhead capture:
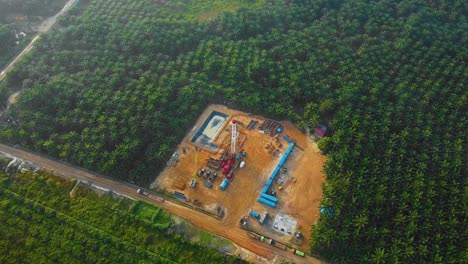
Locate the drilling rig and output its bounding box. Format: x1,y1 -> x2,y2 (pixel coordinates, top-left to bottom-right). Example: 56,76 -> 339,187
231,120 -> 238,154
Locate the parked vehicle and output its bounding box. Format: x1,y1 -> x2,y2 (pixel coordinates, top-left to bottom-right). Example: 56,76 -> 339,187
137,188 -> 149,195
220,178 -> 229,191
199,168 -> 206,177
226,170 -> 234,179
173,191 -> 186,199
189,179 -> 196,188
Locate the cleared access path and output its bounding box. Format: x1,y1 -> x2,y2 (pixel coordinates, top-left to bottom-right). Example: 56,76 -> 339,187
0,0 -> 78,81
0,143 -> 324,264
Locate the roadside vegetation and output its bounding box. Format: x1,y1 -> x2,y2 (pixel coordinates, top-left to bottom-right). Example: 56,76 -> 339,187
0,0 -> 466,263
0,170 -> 243,263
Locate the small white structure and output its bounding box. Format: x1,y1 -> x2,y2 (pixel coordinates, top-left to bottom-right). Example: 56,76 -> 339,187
272,214 -> 297,236
240,161 -> 245,168
15,31 -> 27,39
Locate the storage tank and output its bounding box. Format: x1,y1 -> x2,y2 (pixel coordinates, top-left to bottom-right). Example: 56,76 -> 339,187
220,178 -> 229,191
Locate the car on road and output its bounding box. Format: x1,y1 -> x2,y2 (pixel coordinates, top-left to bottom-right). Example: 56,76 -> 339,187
137,188 -> 149,195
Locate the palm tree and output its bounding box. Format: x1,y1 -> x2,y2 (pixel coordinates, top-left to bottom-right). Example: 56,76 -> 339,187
371,248 -> 387,264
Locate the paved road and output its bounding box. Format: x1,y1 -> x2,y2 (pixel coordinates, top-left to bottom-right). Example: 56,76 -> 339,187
0,0 -> 78,81
0,143 -> 324,264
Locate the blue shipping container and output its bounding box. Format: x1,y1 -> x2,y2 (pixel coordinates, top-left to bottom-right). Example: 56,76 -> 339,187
173,192 -> 186,200
261,193 -> 279,203
257,142 -> 296,210
258,197 -> 276,208
249,210 -> 260,218
271,167 -> 280,179
282,135 -> 294,143
278,143 -> 294,167
267,178 -> 273,186
220,179 -> 229,191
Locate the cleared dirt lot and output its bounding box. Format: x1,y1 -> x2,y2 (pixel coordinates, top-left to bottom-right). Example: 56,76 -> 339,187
152,105 -> 326,252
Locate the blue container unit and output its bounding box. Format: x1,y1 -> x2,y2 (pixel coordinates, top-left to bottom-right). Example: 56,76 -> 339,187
173,192 -> 186,200
278,143 -> 295,167
267,178 -> 274,186
258,197 -> 276,208
270,167 -> 280,180
249,210 -> 260,218
282,135 -> 294,144
204,182 -> 213,188
220,178 -> 230,191
258,140 -> 296,207
260,193 -> 278,203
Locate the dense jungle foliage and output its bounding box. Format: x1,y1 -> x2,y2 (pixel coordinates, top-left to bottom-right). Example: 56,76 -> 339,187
0,170 -> 242,263
0,0 -> 466,263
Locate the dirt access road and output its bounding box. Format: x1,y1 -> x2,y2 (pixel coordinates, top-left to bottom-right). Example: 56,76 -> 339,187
0,143 -> 325,264
0,0 -> 78,81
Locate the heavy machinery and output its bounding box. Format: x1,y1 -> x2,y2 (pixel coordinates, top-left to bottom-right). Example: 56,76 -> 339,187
231,120 -> 238,154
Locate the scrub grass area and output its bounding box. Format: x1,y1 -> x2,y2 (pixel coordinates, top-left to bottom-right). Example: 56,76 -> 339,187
131,200 -> 173,225
172,215 -> 236,254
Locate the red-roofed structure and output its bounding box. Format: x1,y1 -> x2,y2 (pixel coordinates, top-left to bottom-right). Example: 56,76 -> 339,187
315,124 -> 328,138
